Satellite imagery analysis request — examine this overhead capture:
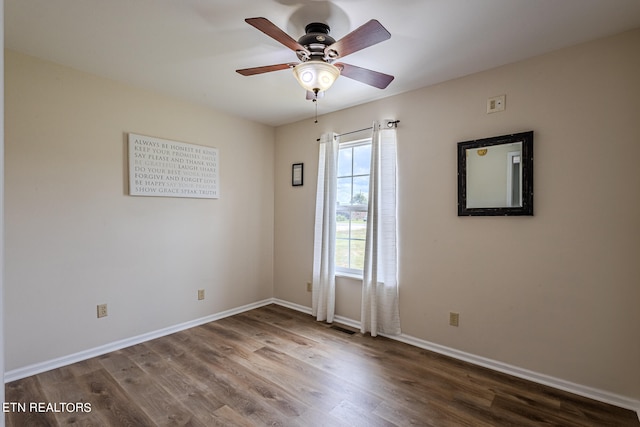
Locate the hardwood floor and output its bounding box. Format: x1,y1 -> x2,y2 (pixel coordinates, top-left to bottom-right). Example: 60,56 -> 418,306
5,304 -> 639,426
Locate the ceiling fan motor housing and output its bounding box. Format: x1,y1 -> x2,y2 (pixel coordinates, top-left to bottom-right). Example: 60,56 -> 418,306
297,23 -> 336,62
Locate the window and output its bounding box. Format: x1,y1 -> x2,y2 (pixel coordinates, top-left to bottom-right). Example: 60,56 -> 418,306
336,139 -> 371,275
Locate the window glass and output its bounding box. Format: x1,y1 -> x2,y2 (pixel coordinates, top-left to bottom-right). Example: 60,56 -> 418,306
336,177 -> 352,205
352,176 -> 369,205
335,139 -> 371,274
353,144 -> 371,175
337,149 -> 352,177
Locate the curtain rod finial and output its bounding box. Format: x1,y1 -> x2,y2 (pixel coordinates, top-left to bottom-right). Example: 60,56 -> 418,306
383,119 -> 399,129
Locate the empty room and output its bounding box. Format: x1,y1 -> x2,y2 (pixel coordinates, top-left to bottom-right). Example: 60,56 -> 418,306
2,0 -> 640,425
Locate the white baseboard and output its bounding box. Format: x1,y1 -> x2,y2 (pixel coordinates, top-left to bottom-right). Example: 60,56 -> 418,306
390,333 -> 640,418
271,299 -> 640,420
5,298 -> 639,420
4,298 -> 274,383
272,298 -> 312,315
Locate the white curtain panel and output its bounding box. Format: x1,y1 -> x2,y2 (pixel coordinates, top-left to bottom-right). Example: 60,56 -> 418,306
361,124 -> 401,336
312,133 -> 338,322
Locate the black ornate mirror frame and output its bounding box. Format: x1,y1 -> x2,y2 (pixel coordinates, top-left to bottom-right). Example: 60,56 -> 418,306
457,131 -> 534,216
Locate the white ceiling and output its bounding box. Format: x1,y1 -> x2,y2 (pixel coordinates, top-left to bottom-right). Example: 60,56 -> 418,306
6,0 -> 640,127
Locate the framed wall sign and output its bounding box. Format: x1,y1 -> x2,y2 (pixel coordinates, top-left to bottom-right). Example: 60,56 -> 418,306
128,133 -> 219,199
292,163 -> 303,186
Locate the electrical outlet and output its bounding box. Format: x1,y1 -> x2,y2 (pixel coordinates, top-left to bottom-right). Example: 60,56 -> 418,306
449,312 -> 459,327
198,289 -> 205,300
307,282 -> 312,292
487,95 -> 506,113
97,304 -> 108,318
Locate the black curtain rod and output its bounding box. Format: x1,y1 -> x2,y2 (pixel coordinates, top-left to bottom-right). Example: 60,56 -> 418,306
335,126 -> 373,138
316,127 -> 371,142
316,120 -> 399,141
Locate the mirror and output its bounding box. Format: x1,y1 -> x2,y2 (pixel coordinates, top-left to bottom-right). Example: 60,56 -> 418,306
458,131 -> 533,216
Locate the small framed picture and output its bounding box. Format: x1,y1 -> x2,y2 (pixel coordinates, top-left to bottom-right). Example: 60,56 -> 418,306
292,163 -> 303,186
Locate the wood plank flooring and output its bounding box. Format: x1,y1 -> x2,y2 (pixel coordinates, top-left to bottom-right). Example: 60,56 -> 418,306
5,304 -> 639,426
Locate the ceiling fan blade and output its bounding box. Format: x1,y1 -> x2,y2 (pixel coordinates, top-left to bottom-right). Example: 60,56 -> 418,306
236,63 -> 296,76
335,63 -> 394,89
327,20 -> 391,59
245,17 -> 307,53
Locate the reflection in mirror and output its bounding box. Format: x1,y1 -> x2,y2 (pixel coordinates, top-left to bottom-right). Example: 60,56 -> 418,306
458,131 -> 533,216
466,142 -> 522,208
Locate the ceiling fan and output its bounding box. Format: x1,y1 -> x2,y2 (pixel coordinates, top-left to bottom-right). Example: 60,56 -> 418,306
236,17 -> 394,98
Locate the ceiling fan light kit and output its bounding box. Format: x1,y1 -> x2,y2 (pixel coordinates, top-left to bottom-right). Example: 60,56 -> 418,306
292,61 -> 340,93
237,17 -> 394,98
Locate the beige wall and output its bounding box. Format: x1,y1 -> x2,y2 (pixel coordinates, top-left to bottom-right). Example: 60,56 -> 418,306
4,51 -> 275,370
274,29 -> 640,400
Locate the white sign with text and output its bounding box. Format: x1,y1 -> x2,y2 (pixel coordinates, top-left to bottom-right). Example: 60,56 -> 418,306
128,133 -> 219,199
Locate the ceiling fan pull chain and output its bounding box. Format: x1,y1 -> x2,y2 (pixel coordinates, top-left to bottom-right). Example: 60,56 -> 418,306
314,97 -> 318,124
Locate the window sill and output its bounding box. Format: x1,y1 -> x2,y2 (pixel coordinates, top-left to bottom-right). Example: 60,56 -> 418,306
336,271 -> 363,281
